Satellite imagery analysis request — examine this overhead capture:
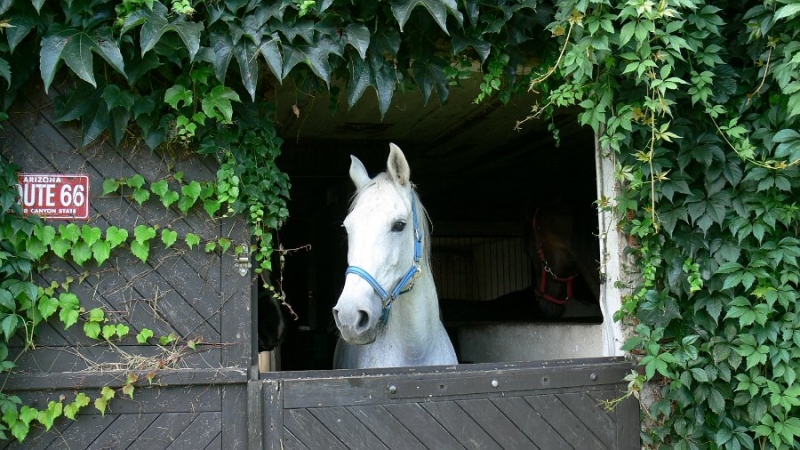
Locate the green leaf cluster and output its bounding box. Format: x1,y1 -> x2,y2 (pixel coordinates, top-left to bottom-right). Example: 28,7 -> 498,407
3,0 -> 800,446
535,1 -> 800,448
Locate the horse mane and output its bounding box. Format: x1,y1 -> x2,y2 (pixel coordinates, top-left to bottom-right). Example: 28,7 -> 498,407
349,173 -> 432,268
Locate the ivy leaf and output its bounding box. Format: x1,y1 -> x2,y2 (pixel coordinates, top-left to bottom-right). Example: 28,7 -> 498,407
233,38 -> 259,101
84,321 -> 101,340
37,295 -> 59,320
92,240 -> 111,266
774,3 -> 800,20
81,225 -> 103,247
50,237 -> 71,259
102,178 -> 121,195
40,25 -> 126,92
282,37 -> 340,87
344,24 -> 370,60
130,240 -> 150,264
203,200 -> 221,217
37,401 -> 62,431
102,84 -> 135,111
106,226 -> 129,248
371,56 -> 398,118
708,388 -> 726,414
209,31 -> 234,84
9,418 -> 29,442
0,58 -> 10,86
0,315 -> 19,342
116,324 -> 130,338
5,13 -> 37,53
70,241 -> 92,266
94,397 -> 108,416
136,328 -> 154,344
134,224 -> 157,243
122,1 -> 203,61
64,393 -> 90,420
451,32 -> 491,63
164,85 -> 193,110
201,85 -> 241,124
412,58 -> 449,105
773,128 -> 800,161
390,0 -> 463,35
0,288 -> 14,311
161,229 -> 178,248
347,56 -> 372,108
185,233 -> 201,249
259,34 -> 284,81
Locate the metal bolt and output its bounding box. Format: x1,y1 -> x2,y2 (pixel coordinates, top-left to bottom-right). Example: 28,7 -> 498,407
590,373 -> 598,381
388,385 -> 397,394
491,379 -> 499,388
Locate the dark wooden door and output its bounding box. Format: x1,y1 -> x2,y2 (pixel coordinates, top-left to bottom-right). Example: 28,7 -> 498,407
1,89 -> 253,449
256,358 -> 639,449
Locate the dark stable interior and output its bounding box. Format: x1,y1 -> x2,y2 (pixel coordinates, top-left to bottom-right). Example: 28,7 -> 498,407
258,85 -> 601,370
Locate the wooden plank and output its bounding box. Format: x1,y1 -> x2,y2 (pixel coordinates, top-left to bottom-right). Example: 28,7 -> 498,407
49,414 -> 118,450
166,412 -> 222,450
5,104 -> 225,343
262,380 -> 283,450
421,400 -> 502,449
6,345 -> 224,375
204,433 -> 222,450
611,387 -> 641,450
221,384 -> 248,449
382,403 -> 463,449
283,429 -> 310,450
491,397 -> 571,449
389,366 -> 616,399
281,361 -> 631,409
86,412 -> 158,449
2,367 -> 247,391
347,405 -> 426,450
219,215 -> 252,369
284,409 -> 348,450
247,381 -> 263,450
456,398 -> 538,449
525,394 -> 609,449
558,390 -> 618,448
128,413 -> 196,449
308,406 -> 389,450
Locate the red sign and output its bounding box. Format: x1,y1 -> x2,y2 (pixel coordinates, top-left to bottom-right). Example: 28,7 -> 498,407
17,173 -> 90,220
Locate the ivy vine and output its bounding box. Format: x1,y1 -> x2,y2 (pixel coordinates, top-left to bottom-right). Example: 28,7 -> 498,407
532,1 -> 800,448
2,0 -> 800,447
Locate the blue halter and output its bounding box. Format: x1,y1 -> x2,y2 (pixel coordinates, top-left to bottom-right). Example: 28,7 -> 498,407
345,191 -> 423,327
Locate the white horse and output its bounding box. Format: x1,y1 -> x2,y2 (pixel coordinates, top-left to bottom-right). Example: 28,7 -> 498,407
332,144 -> 458,369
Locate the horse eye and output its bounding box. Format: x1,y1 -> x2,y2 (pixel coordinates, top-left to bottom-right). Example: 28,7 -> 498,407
391,220 -> 407,232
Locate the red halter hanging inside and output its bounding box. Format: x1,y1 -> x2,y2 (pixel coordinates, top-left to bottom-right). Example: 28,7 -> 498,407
532,208 -> 578,305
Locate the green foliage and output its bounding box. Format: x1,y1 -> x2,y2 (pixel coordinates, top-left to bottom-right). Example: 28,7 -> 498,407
534,0 -> 800,448
3,0 -> 800,447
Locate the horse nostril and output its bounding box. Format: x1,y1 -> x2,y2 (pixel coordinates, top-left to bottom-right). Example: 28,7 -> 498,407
356,310 -> 369,330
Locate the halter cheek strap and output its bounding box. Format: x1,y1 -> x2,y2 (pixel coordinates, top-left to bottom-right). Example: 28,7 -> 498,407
533,208 -> 578,306
345,192 -> 423,326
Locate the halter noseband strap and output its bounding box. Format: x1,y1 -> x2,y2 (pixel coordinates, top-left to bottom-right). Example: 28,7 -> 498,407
345,191 -> 423,326
533,208 -> 577,306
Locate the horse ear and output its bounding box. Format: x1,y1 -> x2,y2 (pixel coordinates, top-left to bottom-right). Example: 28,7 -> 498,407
387,143 -> 410,186
349,155 -> 371,189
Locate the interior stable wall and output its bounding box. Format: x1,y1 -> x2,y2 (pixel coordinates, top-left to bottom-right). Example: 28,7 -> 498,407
271,120 -> 611,370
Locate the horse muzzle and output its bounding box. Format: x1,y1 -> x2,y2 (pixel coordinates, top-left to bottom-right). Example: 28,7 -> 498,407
332,300 -> 379,345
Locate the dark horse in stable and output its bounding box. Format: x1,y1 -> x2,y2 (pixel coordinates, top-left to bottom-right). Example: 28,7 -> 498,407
440,204 -> 601,323
526,205 -> 602,319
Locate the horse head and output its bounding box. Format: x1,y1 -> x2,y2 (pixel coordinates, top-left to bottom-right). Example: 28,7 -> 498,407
332,143 -> 423,345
